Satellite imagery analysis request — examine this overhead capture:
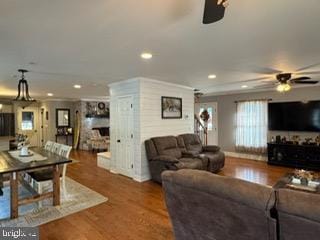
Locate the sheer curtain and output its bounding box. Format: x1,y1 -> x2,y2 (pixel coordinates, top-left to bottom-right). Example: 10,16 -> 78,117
235,100 -> 268,153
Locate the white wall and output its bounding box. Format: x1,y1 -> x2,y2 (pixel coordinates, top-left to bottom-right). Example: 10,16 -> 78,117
40,100 -> 76,145
139,78 -> 194,181
109,77 -> 194,182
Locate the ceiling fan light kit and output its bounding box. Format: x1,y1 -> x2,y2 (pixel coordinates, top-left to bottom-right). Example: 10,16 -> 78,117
277,83 -> 291,93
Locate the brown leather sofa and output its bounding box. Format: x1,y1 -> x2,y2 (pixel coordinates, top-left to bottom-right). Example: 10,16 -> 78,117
162,169 -> 277,240
145,136 -> 208,183
145,134 -> 225,183
178,133 -> 225,173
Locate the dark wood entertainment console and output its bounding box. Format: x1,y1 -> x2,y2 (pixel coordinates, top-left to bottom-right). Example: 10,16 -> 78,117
267,143 -> 320,170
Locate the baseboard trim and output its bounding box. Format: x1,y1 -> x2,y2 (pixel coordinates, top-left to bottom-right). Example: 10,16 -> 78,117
133,174 -> 151,183
225,151 -> 267,162
110,169 -> 119,174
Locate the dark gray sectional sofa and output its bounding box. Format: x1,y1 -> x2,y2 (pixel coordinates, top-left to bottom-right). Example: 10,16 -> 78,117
145,134 -> 225,183
162,169 -> 320,240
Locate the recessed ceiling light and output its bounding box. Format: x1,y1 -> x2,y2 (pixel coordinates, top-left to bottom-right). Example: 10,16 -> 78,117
141,52 -> 153,59
208,74 -> 217,79
47,93 -> 53,96
241,85 -> 248,88
74,84 -> 81,89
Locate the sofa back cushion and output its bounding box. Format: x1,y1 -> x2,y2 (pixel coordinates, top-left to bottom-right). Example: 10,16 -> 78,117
162,169 -> 277,240
277,188 -> 320,240
179,134 -> 203,154
151,136 -> 182,159
145,139 -> 158,161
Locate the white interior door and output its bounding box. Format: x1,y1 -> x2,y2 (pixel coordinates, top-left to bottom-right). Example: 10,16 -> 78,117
195,102 -> 218,146
116,96 -> 134,178
16,106 -> 40,147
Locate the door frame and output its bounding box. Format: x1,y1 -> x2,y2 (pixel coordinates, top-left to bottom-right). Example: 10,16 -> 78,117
16,106 -> 41,147
115,95 -> 134,178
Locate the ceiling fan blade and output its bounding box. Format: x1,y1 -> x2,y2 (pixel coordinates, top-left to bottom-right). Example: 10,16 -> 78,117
241,76 -> 272,83
292,80 -> 319,84
254,84 -> 277,89
249,66 -> 282,75
296,71 -> 320,75
203,0 -> 226,24
290,76 -> 311,81
295,62 -> 320,72
212,76 -> 272,87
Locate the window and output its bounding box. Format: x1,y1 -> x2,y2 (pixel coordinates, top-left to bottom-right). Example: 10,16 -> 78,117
21,112 -> 34,130
235,100 -> 268,153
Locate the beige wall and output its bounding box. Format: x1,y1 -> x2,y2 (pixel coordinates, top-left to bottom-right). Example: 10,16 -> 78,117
200,86 -> 320,152
0,103 -> 13,113
40,100 -> 76,144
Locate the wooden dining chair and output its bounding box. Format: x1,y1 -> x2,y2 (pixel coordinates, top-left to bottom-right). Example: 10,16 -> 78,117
28,144 -> 72,206
44,141 -> 54,151
58,145 -> 72,197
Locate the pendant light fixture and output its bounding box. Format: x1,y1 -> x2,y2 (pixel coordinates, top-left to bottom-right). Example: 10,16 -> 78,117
13,69 -> 36,108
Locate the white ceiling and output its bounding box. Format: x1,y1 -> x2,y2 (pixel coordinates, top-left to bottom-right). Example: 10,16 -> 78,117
0,0 -> 319,100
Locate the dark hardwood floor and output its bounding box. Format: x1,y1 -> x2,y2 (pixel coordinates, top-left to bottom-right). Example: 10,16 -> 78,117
40,150 -> 293,240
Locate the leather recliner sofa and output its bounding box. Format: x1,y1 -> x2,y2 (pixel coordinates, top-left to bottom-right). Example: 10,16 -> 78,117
145,134 -> 225,183
178,133 -> 225,173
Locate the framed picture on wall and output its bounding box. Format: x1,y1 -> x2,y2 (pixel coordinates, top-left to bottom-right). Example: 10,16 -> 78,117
161,96 -> 182,119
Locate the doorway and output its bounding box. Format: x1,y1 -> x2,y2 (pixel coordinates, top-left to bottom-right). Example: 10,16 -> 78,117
195,102 -> 218,145
116,95 -> 134,178
16,106 -> 40,147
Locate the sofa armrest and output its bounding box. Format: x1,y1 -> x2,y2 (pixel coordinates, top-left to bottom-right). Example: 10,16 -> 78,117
181,150 -> 200,158
203,145 -> 220,153
151,155 -> 179,164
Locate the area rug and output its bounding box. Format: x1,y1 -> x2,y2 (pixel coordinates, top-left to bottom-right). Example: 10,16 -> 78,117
0,177 -> 108,227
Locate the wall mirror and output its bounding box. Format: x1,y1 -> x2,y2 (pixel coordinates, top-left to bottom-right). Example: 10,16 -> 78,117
56,109 -> 70,127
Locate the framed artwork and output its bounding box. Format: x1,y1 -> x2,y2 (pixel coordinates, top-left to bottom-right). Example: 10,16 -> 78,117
161,96 -> 182,119
56,108 -> 70,127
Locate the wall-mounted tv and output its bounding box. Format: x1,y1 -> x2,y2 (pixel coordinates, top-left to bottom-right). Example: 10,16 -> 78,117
268,101 -> 320,132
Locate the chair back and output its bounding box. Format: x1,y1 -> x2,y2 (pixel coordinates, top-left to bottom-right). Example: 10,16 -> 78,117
44,141 -> 54,151
59,144 -> 72,158
162,169 -> 277,240
58,144 -> 72,179
51,143 -> 61,154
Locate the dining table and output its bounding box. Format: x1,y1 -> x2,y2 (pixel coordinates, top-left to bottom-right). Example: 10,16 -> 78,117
0,147 -> 72,219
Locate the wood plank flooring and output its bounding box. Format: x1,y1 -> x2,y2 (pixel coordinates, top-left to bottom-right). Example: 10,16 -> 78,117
39,150 -> 293,240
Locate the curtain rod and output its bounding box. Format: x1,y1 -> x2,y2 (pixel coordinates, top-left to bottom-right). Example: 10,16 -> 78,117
234,98 -> 272,103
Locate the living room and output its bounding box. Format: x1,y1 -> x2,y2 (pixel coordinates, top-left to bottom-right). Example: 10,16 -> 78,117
0,0 -> 320,240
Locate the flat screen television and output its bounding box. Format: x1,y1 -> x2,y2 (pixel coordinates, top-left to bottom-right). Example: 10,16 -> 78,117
268,101 -> 320,132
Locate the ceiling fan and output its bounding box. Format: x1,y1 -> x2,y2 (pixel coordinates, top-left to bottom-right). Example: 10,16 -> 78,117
265,73 -> 319,92
243,64 -> 320,92
197,63 -> 320,94
203,0 -> 229,24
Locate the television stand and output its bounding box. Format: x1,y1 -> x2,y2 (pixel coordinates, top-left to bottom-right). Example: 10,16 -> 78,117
267,143 -> 320,170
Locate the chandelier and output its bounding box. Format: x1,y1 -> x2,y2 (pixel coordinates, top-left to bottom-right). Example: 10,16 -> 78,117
13,69 -> 36,108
